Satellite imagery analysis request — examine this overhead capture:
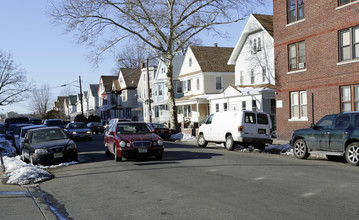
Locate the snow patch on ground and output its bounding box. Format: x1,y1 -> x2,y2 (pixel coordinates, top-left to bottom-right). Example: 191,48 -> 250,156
170,132 -> 197,142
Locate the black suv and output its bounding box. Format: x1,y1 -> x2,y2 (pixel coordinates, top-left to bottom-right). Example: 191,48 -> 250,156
290,112 -> 359,166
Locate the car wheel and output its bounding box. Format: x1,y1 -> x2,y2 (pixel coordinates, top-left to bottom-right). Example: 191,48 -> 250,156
155,154 -> 163,160
345,142 -> 359,166
255,144 -> 266,151
114,146 -> 122,162
197,134 -> 208,147
293,139 -> 310,159
30,154 -> 37,165
225,135 -> 235,151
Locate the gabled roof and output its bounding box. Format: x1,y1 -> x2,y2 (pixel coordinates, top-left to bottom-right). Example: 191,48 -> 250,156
100,75 -> 118,92
89,84 -> 99,97
252,14 -> 273,37
190,46 -> 235,72
55,96 -> 67,109
228,14 -> 273,65
112,80 -> 121,91
120,68 -> 141,88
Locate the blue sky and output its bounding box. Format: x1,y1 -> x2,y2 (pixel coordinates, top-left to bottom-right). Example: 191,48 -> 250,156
0,1 -> 272,115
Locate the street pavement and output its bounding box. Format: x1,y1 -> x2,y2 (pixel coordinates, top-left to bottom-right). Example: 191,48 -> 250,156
0,138 -> 289,220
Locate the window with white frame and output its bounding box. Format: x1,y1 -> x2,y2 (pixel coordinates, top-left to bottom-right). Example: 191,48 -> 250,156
122,91 -> 127,101
176,81 -> 183,93
215,76 -> 222,90
291,91 -> 307,119
158,84 -> 163,96
216,103 -> 219,112
242,101 -> 246,110
252,100 -> 257,111
224,103 -> 228,111
189,57 -> 192,67
341,85 -> 359,111
183,80 -> 187,92
262,68 -> 267,82
257,37 -> 262,51
240,71 -> 244,85
187,79 -> 192,91
196,77 -> 200,90
339,26 -> 359,62
250,69 -> 255,84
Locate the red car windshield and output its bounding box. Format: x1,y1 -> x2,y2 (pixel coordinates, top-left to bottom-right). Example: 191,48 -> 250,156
117,123 -> 151,134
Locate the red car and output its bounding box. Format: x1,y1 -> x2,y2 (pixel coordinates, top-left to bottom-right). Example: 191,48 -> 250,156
104,122 -> 164,161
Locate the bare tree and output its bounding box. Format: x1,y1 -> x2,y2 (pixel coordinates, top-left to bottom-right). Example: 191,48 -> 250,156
29,84 -> 53,117
49,0 -> 264,131
0,51 -> 32,106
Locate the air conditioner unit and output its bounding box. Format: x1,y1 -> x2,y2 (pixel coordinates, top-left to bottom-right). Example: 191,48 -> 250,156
298,63 -> 305,69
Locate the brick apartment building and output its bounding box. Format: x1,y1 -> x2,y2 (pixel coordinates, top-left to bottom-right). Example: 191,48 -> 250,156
274,0 -> 359,140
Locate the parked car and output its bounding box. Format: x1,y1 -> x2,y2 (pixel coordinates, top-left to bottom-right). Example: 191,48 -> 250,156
87,122 -> 104,134
43,119 -> 65,129
21,127 -> 78,165
104,122 -> 164,161
13,125 -> 45,154
4,117 -> 29,129
197,110 -> 273,151
29,118 -> 42,125
290,112 -> 359,166
0,123 -> 6,134
65,122 -> 92,141
6,123 -> 30,142
147,123 -> 171,140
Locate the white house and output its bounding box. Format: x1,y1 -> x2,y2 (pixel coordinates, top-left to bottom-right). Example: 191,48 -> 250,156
152,55 -> 185,124
209,14 -> 276,127
87,84 -> 100,116
98,75 -> 118,122
176,45 -> 235,126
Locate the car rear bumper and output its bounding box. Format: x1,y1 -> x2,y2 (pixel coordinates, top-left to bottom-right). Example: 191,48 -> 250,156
32,150 -> 78,165
119,147 -> 164,158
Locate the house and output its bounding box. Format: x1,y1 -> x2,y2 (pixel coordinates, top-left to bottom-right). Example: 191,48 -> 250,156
98,75 -> 118,122
116,68 -> 141,121
176,45 -> 235,126
87,84 -> 100,116
209,14 -> 276,129
152,55 -> 185,124
137,64 -> 157,122
274,0 -> 359,139
68,95 -> 78,121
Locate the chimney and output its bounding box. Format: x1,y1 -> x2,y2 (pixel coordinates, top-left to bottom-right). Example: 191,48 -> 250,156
214,43 -> 218,47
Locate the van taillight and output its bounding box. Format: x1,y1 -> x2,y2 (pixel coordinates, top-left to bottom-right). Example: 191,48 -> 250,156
238,126 -> 243,132
270,128 -> 272,134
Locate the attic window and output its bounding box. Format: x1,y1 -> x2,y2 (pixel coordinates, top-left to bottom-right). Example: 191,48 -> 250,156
120,77 -> 123,83
257,38 -> 262,51
189,57 -> 192,67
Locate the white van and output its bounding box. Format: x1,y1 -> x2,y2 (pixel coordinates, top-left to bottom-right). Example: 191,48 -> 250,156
197,110 -> 273,150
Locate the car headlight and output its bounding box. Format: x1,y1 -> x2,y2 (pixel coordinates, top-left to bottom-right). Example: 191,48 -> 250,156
86,131 -> 91,134
72,131 -> 77,134
119,140 -> 126,147
157,139 -> 163,146
67,144 -> 77,150
35,149 -> 48,154
126,142 -> 131,147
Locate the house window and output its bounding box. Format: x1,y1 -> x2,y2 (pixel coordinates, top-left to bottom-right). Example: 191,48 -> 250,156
288,41 -> 306,71
240,71 -> 244,85
189,57 -> 192,67
196,77 -> 200,90
288,0 -> 305,24
122,91 -> 127,101
262,68 -> 266,82
339,26 -> 359,62
215,76 -> 222,90
250,69 -> 255,84
224,103 -> 228,111
242,101 -> 246,110
155,106 -> 159,117
339,0 -> 357,6
291,91 -> 307,119
158,84 -> 163,96
340,85 -> 359,111
187,79 -> 192,91
253,39 -> 257,51
257,37 -> 262,51
176,81 -> 183,93
252,100 -> 257,111
216,104 -> 219,112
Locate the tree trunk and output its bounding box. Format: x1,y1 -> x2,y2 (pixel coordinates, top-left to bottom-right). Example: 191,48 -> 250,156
165,58 -> 180,133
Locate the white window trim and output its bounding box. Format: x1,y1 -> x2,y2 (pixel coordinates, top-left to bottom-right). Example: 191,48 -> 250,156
336,0 -> 359,10
287,69 -> 307,75
215,76 -> 223,90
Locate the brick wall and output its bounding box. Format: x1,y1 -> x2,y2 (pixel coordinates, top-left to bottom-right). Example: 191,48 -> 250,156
274,0 -> 359,139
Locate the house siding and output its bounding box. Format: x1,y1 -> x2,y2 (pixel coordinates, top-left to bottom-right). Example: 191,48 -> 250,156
274,0 -> 359,140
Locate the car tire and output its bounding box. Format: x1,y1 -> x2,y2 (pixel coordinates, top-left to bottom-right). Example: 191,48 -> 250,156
293,139 -> 310,159
197,134 -> 208,147
155,154 -> 163,160
225,135 -> 235,151
30,154 -> 37,165
114,146 -> 122,162
345,142 -> 359,166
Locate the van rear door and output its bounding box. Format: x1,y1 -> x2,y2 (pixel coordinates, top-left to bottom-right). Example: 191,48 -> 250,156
243,112 -> 257,139
256,113 -> 272,140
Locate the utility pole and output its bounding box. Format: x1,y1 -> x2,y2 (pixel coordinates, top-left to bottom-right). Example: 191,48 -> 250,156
79,75 -> 84,116
146,58 -> 152,123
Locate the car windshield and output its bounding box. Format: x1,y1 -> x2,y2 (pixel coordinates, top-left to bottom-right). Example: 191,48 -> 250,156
117,123 -> 151,134
152,123 -> 168,128
47,120 -> 64,127
32,129 -> 67,143
69,123 -> 87,129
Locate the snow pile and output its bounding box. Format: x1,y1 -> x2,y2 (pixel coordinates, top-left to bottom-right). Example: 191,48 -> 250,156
0,139 -> 16,157
3,156 -> 54,185
170,132 -> 197,142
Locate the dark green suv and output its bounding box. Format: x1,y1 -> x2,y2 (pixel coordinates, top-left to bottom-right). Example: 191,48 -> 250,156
290,112 -> 359,166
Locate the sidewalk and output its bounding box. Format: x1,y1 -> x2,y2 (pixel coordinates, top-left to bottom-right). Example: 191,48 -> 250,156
0,171 -> 56,219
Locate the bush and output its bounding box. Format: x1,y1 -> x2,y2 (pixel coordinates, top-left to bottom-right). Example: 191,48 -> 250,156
74,114 -> 87,123
88,115 -> 101,122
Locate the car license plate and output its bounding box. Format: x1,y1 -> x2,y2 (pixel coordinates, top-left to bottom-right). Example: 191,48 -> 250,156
138,148 -> 147,153
258,129 -> 266,134
53,152 -> 63,158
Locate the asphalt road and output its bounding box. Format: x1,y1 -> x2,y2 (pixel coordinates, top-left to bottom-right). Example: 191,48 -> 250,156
35,134 -> 359,220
